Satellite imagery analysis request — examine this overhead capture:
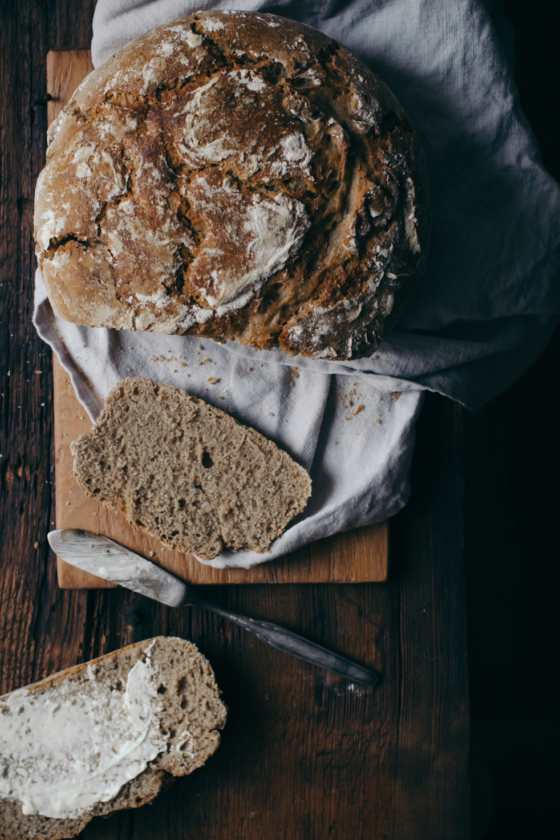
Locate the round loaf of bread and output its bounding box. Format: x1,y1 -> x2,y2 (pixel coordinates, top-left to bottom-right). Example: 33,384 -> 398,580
34,11 -> 430,360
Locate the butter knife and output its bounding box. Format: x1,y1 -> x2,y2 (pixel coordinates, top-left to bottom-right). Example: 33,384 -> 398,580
48,529 -> 379,687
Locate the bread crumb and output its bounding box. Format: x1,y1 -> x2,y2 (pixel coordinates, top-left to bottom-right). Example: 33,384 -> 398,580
290,368 -> 300,379
376,419 -> 382,425
219,396 -> 225,399
247,367 -> 253,372
207,377 -> 220,384
34,541 -> 39,549
391,392 -> 401,401
269,412 -> 274,416
180,362 -> 187,367
354,405 -> 364,415
35,370 -> 42,374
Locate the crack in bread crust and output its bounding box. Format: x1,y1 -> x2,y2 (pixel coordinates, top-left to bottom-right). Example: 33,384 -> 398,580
35,11 -> 430,358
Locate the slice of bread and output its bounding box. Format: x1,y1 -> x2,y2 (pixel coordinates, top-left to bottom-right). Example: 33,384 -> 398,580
0,637 -> 226,839
70,377 -> 312,560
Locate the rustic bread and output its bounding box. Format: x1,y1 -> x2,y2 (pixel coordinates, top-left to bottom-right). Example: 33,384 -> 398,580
0,636 -> 227,840
70,377 -> 311,559
35,10 -> 430,361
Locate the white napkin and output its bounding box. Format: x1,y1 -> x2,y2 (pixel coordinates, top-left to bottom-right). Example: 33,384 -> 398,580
34,0 -> 560,568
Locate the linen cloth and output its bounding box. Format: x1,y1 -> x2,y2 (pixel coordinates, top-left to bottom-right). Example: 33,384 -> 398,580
34,0 -> 560,568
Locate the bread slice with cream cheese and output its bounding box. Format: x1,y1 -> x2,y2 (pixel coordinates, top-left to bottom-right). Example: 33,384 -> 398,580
0,637 -> 226,839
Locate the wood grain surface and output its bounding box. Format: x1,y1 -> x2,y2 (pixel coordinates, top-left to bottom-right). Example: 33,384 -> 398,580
0,4 -> 472,838
47,48 -> 388,588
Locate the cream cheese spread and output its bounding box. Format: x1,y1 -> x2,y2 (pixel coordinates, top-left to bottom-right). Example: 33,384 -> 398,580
0,646 -> 166,819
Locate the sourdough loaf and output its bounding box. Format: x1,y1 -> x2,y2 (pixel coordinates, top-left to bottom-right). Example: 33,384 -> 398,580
34,11 -> 430,360
70,377 -> 311,559
0,637 -> 226,840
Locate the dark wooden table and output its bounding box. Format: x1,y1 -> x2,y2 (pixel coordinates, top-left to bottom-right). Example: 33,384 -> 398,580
1,2 -> 557,838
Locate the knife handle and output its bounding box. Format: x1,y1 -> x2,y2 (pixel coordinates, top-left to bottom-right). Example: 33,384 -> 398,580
190,596 -> 379,687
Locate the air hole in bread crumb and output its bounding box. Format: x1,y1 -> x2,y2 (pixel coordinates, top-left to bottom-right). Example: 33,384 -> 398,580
157,685 -> 167,694
178,498 -> 186,508
202,451 -> 214,469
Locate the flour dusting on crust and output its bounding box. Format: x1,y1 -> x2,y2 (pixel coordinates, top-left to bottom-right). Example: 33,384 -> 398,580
34,11 -> 430,360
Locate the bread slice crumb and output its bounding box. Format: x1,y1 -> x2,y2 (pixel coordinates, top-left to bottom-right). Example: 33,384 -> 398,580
71,378 -> 311,560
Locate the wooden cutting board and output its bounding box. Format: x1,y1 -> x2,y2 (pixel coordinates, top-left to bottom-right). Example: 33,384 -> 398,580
47,49 -> 389,588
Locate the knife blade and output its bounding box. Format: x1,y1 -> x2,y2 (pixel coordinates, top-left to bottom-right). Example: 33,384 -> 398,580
48,529 -> 189,607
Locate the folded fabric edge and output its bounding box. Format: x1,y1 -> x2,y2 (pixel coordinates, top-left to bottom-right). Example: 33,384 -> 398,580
33,271 -> 104,420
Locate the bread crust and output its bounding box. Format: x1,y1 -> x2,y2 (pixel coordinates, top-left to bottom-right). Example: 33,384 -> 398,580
35,11 -> 430,360
0,637 -> 227,840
